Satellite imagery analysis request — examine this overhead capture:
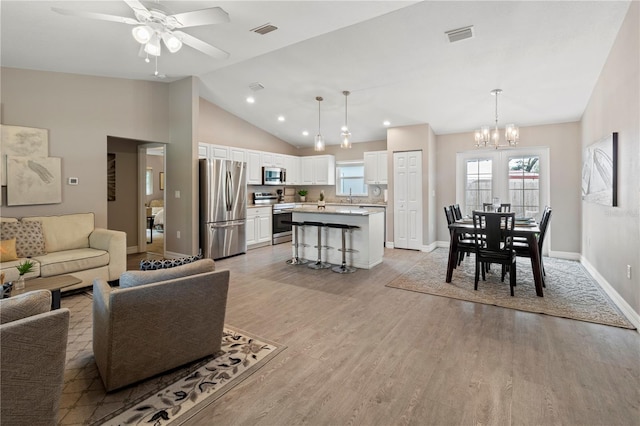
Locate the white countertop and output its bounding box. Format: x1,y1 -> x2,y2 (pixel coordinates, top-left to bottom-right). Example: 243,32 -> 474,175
292,206 -> 382,216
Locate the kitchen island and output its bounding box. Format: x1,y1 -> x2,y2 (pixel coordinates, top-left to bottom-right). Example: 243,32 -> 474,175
292,206 -> 384,269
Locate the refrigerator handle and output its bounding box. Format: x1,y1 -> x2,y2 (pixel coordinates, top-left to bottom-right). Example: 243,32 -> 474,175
226,170 -> 233,211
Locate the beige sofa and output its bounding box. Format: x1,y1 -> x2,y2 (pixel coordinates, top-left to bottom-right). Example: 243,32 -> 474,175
1,290 -> 70,426
0,213 -> 126,292
93,259 -> 229,391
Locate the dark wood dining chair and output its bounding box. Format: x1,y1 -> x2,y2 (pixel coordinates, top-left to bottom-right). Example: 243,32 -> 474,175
498,203 -> 511,212
514,207 -> 552,284
444,205 -> 474,267
452,204 -> 463,220
482,203 -> 494,211
472,210 -> 517,296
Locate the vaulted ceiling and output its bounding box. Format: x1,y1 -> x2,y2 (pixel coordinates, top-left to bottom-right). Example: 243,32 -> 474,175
1,1 -> 631,147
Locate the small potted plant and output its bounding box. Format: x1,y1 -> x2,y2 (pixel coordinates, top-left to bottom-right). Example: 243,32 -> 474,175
297,189 -> 308,202
318,190 -> 326,209
14,260 -> 34,291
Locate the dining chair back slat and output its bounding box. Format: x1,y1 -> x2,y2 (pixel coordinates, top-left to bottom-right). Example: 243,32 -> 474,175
472,210 -> 517,296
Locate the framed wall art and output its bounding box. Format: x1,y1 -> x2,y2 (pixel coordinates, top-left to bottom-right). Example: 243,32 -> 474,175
6,156 -> 62,205
0,124 -> 49,186
581,132 -> 618,206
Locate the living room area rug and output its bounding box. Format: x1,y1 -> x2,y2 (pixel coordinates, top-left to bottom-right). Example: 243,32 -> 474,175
59,293 -> 285,425
386,249 -> 634,330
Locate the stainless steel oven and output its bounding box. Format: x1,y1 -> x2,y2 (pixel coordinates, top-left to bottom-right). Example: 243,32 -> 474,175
272,203 -> 294,244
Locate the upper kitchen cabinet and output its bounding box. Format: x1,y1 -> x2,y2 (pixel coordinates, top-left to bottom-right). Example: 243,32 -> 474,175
198,143 -> 209,159
246,150 -> 262,185
261,152 -> 285,168
301,155 -> 335,185
199,143 -> 246,163
284,155 -> 300,185
364,150 -> 388,185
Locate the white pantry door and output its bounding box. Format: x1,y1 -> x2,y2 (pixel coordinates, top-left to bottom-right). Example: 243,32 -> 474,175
393,151 -> 422,250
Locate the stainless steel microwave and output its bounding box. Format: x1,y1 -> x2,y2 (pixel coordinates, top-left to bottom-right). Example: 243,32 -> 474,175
262,167 -> 286,185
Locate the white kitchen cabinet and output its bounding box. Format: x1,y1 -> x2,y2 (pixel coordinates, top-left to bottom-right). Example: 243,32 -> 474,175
284,155 -> 300,185
209,144 -> 230,160
300,155 -> 335,185
261,152 -> 285,168
198,143 -> 209,159
229,147 -> 246,163
246,150 -> 262,185
364,150 -> 388,185
246,206 -> 272,247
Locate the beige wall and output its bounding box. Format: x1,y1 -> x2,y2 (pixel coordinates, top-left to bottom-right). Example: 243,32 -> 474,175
435,122 -> 582,254
581,1 -> 639,314
387,124 -> 436,246
198,98 -> 298,155
0,67 -> 171,231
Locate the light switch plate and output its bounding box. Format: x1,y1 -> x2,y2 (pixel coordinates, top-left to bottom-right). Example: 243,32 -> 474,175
68,177 -> 79,185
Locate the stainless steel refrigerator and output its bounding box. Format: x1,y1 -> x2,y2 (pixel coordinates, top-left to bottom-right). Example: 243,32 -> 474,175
199,158 -> 247,259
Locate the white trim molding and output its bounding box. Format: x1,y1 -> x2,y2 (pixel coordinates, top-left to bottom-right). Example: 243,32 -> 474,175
421,242 -> 438,253
549,250 -> 581,261
581,256 -> 640,332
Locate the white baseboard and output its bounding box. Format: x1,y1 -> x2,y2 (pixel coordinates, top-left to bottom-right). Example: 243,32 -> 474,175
437,240 -> 450,249
421,242 -> 438,252
581,256 -> 640,332
549,250 -> 581,261
386,242 -> 394,249
127,246 -> 139,254
164,250 -> 188,259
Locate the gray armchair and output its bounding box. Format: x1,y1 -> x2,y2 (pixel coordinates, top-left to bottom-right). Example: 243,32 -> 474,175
0,290 -> 70,426
92,259 -> 229,392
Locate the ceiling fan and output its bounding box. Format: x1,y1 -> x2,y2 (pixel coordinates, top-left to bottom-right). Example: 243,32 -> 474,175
52,0 -> 230,59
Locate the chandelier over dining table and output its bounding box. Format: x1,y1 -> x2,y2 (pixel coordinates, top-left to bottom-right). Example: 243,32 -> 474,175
474,89 -> 519,149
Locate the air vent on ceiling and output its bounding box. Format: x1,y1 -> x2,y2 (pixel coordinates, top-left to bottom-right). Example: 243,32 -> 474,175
251,23 -> 278,35
249,82 -> 265,92
445,25 -> 474,43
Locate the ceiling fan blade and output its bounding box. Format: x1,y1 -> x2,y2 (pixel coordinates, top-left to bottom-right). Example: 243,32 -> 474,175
173,31 -> 229,59
51,7 -> 139,25
123,0 -> 150,19
171,7 -> 230,28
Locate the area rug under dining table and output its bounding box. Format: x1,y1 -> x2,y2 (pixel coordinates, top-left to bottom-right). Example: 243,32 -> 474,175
387,249 -> 634,330
59,293 -> 285,425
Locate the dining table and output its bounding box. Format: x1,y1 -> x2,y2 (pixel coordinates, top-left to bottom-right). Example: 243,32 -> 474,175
446,218 -> 545,297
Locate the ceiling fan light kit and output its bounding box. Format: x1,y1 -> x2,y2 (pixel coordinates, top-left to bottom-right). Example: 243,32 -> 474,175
52,0 -> 230,61
474,89 -> 519,149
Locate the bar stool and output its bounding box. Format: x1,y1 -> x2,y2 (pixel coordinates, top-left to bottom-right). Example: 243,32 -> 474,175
304,221 -> 332,269
283,220 -> 308,265
326,223 -> 360,274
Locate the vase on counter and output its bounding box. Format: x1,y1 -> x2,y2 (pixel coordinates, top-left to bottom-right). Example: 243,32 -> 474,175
317,200 -> 325,209
300,196 -> 306,202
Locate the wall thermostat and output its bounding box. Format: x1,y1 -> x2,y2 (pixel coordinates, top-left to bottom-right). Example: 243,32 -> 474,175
68,177 -> 79,185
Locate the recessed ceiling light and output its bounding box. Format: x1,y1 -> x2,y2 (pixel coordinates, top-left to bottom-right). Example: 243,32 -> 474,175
302,130 -> 309,136
246,96 -> 255,104
278,115 -> 285,122
383,120 -> 391,126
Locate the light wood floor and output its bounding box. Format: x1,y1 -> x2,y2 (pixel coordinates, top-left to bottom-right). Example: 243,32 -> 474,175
128,245 -> 640,425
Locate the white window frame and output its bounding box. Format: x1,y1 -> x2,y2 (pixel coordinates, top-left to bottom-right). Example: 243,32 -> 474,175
335,160 -> 368,197
456,147 -> 550,221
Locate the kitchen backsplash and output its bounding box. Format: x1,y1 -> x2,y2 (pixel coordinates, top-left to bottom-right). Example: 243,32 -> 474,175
248,184 -> 387,205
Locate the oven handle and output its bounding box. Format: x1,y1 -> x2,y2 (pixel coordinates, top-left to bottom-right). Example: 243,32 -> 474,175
273,210 -> 293,215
